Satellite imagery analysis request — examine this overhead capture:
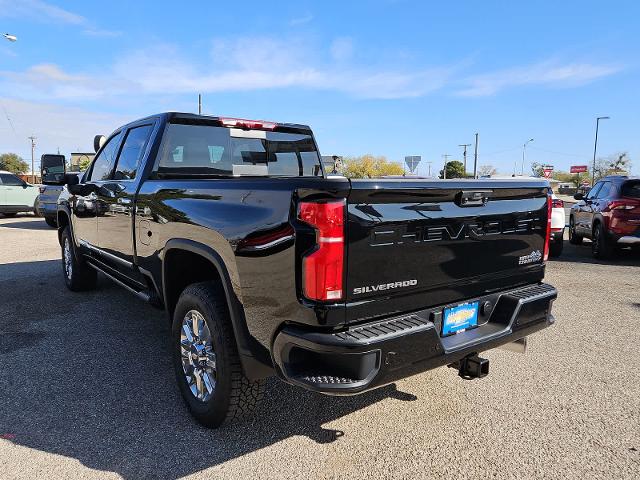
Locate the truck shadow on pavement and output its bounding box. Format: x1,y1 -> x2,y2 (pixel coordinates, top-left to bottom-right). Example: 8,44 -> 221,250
0,219 -> 53,231
0,259 -> 417,479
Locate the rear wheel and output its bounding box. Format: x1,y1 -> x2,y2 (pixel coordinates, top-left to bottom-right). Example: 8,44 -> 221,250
172,282 -> 264,428
568,217 -> 583,245
45,216 -> 58,228
60,227 -> 97,291
592,222 -> 614,259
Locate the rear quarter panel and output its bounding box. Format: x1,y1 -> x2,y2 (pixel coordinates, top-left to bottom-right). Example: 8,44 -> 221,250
134,176 -> 350,349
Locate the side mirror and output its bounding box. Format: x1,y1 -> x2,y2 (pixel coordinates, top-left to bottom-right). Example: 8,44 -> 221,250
94,135 -> 106,153
65,173 -> 80,186
573,192 -> 584,200
41,154 -> 67,185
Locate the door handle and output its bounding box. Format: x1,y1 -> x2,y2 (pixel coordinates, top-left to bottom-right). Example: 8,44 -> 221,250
117,198 -> 131,205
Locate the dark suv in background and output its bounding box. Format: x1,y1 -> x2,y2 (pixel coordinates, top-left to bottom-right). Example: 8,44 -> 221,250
569,176 -> 640,258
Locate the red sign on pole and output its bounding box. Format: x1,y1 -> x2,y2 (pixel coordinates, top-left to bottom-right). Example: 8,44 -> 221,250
543,167 -> 553,179
570,165 -> 588,174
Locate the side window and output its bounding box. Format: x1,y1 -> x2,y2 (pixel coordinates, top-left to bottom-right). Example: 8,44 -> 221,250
0,173 -> 24,186
113,125 -> 153,180
88,132 -> 123,181
586,182 -> 602,200
595,182 -> 611,199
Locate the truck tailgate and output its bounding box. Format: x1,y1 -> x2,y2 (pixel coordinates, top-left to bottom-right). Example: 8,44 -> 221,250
345,179 -> 549,321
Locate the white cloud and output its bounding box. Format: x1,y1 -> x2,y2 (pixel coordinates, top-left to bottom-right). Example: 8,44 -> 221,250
288,13 -> 314,26
0,33 -> 620,104
0,97 -> 128,160
330,37 -> 354,62
0,36 -> 456,100
0,0 -> 86,25
83,28 -> 122,38
0,0 -> 120,37
458,60 -> 622,97
0,46 -> 18,58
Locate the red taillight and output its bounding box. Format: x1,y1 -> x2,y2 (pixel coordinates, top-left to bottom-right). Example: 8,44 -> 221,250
607,200 -> 638,212
552,198 -> 564,208
219,117 -> 277,130
298,200 -> 345,302
544,194 -> 552,262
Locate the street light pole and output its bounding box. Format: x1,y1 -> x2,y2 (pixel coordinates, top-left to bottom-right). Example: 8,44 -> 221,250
521,138 -> 534,176
28,136 -> 36,183
592,116 -> 610,186
473,133 -> 479,178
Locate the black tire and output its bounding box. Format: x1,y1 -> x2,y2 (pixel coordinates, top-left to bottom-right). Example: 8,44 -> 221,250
33,199 -> 41,217
60,227 -> 97,291
592,222 -> 614,260
549,238 -> 563,257
45,216 -> 58,228
172,282 -> 265,428
568,216 -> 583,245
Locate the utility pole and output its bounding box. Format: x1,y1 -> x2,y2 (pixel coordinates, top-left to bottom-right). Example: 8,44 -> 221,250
426,161 -> 432,177
442,154 -> 451,179
458,144 -> 471,176
198,94 -> 202,115
473,133 -> 479,178
28,136 -> 36,183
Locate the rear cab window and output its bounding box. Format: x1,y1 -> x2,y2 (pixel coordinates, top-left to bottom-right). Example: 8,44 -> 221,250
156,122 -> 323,178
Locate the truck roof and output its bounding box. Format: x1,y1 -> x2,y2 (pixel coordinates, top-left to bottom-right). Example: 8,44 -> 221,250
118,112 -> 312,134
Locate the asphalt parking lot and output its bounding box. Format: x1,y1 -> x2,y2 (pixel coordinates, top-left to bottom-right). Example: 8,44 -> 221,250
1,215 -> 639,480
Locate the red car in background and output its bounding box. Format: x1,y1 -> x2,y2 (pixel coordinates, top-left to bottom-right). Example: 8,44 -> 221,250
569,176 -> 640,258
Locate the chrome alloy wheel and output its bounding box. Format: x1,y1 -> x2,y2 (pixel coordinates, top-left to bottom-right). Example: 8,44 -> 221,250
63,238 -> 73,281
180,310 -> 217,402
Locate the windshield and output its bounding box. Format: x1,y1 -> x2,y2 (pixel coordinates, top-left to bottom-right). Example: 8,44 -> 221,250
158,124 -> 323,177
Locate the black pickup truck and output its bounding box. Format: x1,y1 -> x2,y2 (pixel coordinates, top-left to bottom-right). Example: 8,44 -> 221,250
47,112 -> 557,427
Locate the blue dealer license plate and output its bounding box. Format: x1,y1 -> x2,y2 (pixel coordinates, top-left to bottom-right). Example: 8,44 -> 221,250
442,302 -> 479,336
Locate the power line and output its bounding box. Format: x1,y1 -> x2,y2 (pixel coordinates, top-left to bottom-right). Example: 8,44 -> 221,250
1,102 -> 18,139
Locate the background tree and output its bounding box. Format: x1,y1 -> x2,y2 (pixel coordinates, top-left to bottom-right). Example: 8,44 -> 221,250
0,153 -> 29,175
340,155 -> 404,178
530,162 -> 545,177
439,160 -> 465,179
78,157 -> 92,171
478,164 -> 497,176
593,152 -> 632,182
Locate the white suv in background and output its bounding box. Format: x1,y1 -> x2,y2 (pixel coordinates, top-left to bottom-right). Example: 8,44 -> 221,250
549,194 -> 566,257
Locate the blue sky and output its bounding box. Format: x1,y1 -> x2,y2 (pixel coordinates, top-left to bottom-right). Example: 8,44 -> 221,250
0,0 -> 638,175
